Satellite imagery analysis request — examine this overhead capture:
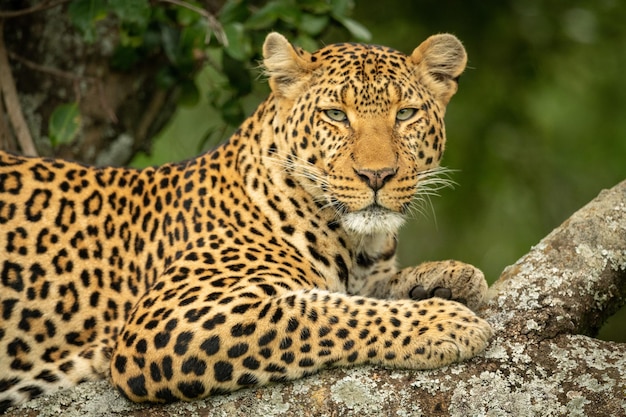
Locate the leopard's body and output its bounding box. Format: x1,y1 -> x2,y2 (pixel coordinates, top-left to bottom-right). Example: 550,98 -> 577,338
0,33 -> 491,411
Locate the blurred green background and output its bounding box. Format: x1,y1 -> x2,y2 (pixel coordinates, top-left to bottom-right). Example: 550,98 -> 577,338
131,0 -> 626,341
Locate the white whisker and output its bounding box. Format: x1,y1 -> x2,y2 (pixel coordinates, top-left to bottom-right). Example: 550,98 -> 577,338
265,150 -> 330,187
405,166 -> 457,226
266,152 -> 458,235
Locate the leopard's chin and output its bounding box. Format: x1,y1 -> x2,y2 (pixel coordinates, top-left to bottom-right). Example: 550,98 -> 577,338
340,206 -> 405,236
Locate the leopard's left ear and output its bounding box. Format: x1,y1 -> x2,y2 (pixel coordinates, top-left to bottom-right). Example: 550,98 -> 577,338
411,34 -> 467,105
263,32 -> 316,99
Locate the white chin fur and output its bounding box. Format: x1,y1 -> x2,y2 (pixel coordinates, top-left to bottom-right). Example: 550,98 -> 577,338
340,210 -> 405,235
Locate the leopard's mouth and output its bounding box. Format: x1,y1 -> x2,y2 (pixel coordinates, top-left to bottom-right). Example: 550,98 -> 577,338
340,204 -> 405,235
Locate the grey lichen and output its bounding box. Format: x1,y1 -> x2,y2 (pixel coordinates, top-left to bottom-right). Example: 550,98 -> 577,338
13,380 -> 139,417
330,372 -> 380,412
94,133 -> 135,166
450,369 -> 567,417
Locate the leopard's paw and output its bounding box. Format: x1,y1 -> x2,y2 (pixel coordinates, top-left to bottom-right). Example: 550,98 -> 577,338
388,260 -> 487,310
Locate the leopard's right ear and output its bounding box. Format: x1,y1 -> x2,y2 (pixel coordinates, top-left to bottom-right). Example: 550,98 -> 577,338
263,33 -> 316,99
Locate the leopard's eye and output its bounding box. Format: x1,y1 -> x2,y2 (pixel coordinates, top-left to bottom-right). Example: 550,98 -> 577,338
396,108 -> 417,121
324,109 -> 348,122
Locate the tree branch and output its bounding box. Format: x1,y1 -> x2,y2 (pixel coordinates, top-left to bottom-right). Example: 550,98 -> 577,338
8,51 -> 84,81
0,0 -> 71,18
0,88 -> 14,150
5,181 -> 626,416
0,21 -> 37,156
485,179 -> 626,340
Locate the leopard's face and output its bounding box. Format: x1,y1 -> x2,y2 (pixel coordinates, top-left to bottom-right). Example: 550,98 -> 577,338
264,37 -> 466,236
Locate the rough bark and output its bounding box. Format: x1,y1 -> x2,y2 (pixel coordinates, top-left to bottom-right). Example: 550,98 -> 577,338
1,0 -> 178,165
5,181 -> 626,416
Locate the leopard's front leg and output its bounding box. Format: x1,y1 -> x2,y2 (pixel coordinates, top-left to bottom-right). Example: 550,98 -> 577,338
110,263 -> 492,404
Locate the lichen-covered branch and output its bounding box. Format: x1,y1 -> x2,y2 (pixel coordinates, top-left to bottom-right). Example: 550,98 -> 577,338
6,181 -> 626,416
485,179 -> 626,340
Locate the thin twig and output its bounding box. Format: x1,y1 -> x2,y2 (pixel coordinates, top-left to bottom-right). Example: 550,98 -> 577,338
136,89 -> 167,144
0,21 -> 37,156
0,0 -> 71,18
157,0 -> 227,46
8,51 -> 82,80
96,82 -> 118,124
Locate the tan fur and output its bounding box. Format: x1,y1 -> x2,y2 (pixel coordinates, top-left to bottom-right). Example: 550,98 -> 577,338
0,33 -> 490,410
263,33 -> 318,99
411,34 -> 467,104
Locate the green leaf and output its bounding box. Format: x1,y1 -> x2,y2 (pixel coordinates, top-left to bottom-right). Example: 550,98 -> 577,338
68,0 -> 108,43
274,2 -> 302,26
245,1 -> 302,29
297,0 -> 332,14
223,23 -> 252,61
299,13 -> 329,35
176,5 -> 200,26
218,0 -> 250,25
175,24 -> 206,72
49,103 -> 81,146
243,2 -> 280,30
336,17 -> 371,41
180,23 -> 206,53
108,0 -> 150,27
160,25 -> 180,65
330,0 -> 352,17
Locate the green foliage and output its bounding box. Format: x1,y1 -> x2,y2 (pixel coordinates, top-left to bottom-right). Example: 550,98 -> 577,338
108,0 -> 150,27
68,0 -> 108,43
48,102 -> 81,146
128,0 -> 369,162
211,0 -> 371,137
56,0 -> 367,149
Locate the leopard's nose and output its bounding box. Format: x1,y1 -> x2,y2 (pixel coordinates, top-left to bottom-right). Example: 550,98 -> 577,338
355,167 -> 397,192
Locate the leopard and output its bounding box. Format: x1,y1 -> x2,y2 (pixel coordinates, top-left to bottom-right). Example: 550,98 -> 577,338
0,32 -> 492,411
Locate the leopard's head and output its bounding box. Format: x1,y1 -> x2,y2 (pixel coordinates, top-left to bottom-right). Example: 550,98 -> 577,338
263,32 -> 466,236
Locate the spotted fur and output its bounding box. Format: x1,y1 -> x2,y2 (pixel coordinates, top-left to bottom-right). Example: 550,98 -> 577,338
0,33 -> 491,410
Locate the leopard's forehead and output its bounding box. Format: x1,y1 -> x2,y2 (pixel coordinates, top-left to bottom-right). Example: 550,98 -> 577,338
306,43 -> 420,112
311,43 -> 412,83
